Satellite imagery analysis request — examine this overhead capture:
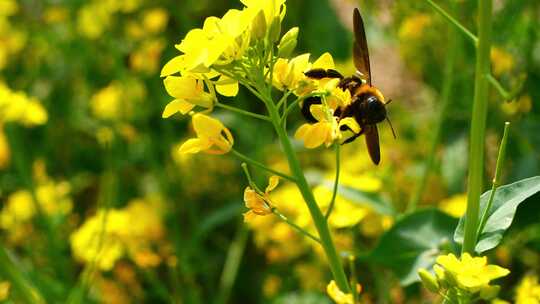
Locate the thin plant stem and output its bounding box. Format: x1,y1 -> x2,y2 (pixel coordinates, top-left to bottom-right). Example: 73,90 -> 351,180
272,209 -> 321,244
0,246 -> 46,304
325,143 -> 341,219
215,225 -> 249,304
426,0 -> 515,101
426,0 -> 477,45
486,74 -> 511,100
349,255 -> 359,304
241,163 -> 264,193
462,0 -> 493,255
263,94 -> 350,292
477,122 -> 510,239
215,102 -> 271,122
232,149 -> 296,182
408,13 -> 459,212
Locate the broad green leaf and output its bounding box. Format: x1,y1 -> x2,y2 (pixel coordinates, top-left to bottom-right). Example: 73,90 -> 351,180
369,209 -> 458,285
454,176 -> 540,253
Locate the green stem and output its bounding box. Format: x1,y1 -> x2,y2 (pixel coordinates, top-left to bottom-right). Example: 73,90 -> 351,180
215,102 -> 271,121
215,225 -> 249,304
0,246 -> 46,304
486,74 -> 510,100
325,143 -> 341,219
273,209 -> 321,243
264,97 -> 350,292
425,0 -> 515,102
477,122 -> 510,239
462,0 -> 493,255
408,13 -> 458,213
231,149 -> 296,182
426,0 -> 478,45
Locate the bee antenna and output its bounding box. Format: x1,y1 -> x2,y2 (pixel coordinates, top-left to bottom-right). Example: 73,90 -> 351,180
386,117 -> 397,139
386,98 -> 393,105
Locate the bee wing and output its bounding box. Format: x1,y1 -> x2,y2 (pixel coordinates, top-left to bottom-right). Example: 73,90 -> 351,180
364,124 -> 380,165
353,8 -> 372,85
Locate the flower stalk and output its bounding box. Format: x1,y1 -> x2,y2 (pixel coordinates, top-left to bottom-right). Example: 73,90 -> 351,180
462,0 -> 493,255
264,96 -> 350,292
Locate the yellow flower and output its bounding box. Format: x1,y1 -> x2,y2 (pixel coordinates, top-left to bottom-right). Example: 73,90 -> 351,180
436,253 -> 510,293
244,176 -> 279,221
398,14 -> 432,41
501,95 -> 533,116
0,128 -> 9,169
326,280 -> 354,304
515,274 -> 540,304
294,104 -> 338,148
178,114 -> 234,155
129,38 -> 165,74
172,8 -> 254,73
90,82 -> 124,120
142,8 -> 168,34
0,281 -> 10,301
313,186 -> 368,228
440,193 -> 467,218
272,53 -> 311,91
162,76 -> 215,117
491,47 -> 514,76
0,82 -> 47,126
70,197 -> 165,271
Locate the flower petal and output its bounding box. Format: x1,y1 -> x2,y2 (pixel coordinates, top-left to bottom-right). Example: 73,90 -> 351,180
215,75 -> 239,97
265,176 -> 280,193
312,52 -> 335,70
178,138 -> 211,154
162,99 -> 194,118
192,114 -> 225,138
160,55 -> 185,77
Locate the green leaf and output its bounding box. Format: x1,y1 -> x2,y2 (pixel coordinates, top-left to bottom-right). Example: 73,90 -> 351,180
454,176 -> 540,253
369,209 -> 458,285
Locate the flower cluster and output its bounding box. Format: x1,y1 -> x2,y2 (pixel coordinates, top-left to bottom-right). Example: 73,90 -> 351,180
418,253 -> 510,302
0,82 -> 47,127
70,196 -> 169,271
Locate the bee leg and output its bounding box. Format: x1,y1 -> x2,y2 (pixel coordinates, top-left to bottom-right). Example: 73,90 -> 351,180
340,125 -> 365,145
304,69 -> 344,79
301,96 -> 321,122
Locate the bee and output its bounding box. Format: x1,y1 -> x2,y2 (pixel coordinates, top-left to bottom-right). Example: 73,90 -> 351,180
302,8 -> 395,165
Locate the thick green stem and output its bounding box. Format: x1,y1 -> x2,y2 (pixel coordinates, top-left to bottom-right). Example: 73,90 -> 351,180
462,0 -> 493,255
477,122 -> 510,238
264,99 -> 350,292
408,11 -> 458,212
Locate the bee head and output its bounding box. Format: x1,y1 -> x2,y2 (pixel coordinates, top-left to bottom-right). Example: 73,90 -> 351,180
364,95 -> 387,124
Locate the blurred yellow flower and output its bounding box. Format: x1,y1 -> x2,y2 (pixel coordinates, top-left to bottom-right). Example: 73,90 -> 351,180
515,274 -> 540,304
0,281 -> 10,301
327,280 -> 354,304
0,128 -> 9,169
43,6 -> 69,24
91,82 -> 124,120
491,47 -> 514,76
313,186 -> 368,228
178,114 -> 234,155
263,275 -> 282,297
436,253 -> 510,293
0,82 -> 47,126
243,176 -> 279,221
142,8 -> 168,34
162,76 -> 215,117
440,193 -> 467,218
398,14 -> 432,41
501,95 -> 533,116
130,39 -> 165,74
70,197 -> 165,271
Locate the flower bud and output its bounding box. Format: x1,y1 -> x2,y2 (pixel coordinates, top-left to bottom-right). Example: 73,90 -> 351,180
418,268 -> 439,293
267,16 -> 281,44
251,10 -> 266,40
277,27 -> 298,58
479,285 -> 500,300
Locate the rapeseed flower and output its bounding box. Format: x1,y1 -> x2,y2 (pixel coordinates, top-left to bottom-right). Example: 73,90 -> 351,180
162,76 -> 215,117
0,82 -> 47,126
70,197 -> 166,271
327,280 -> 358,304
515,274 -> 540,304
0,281 -> 9,301
243,176 -> 279,221
178,114 -> 234,154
